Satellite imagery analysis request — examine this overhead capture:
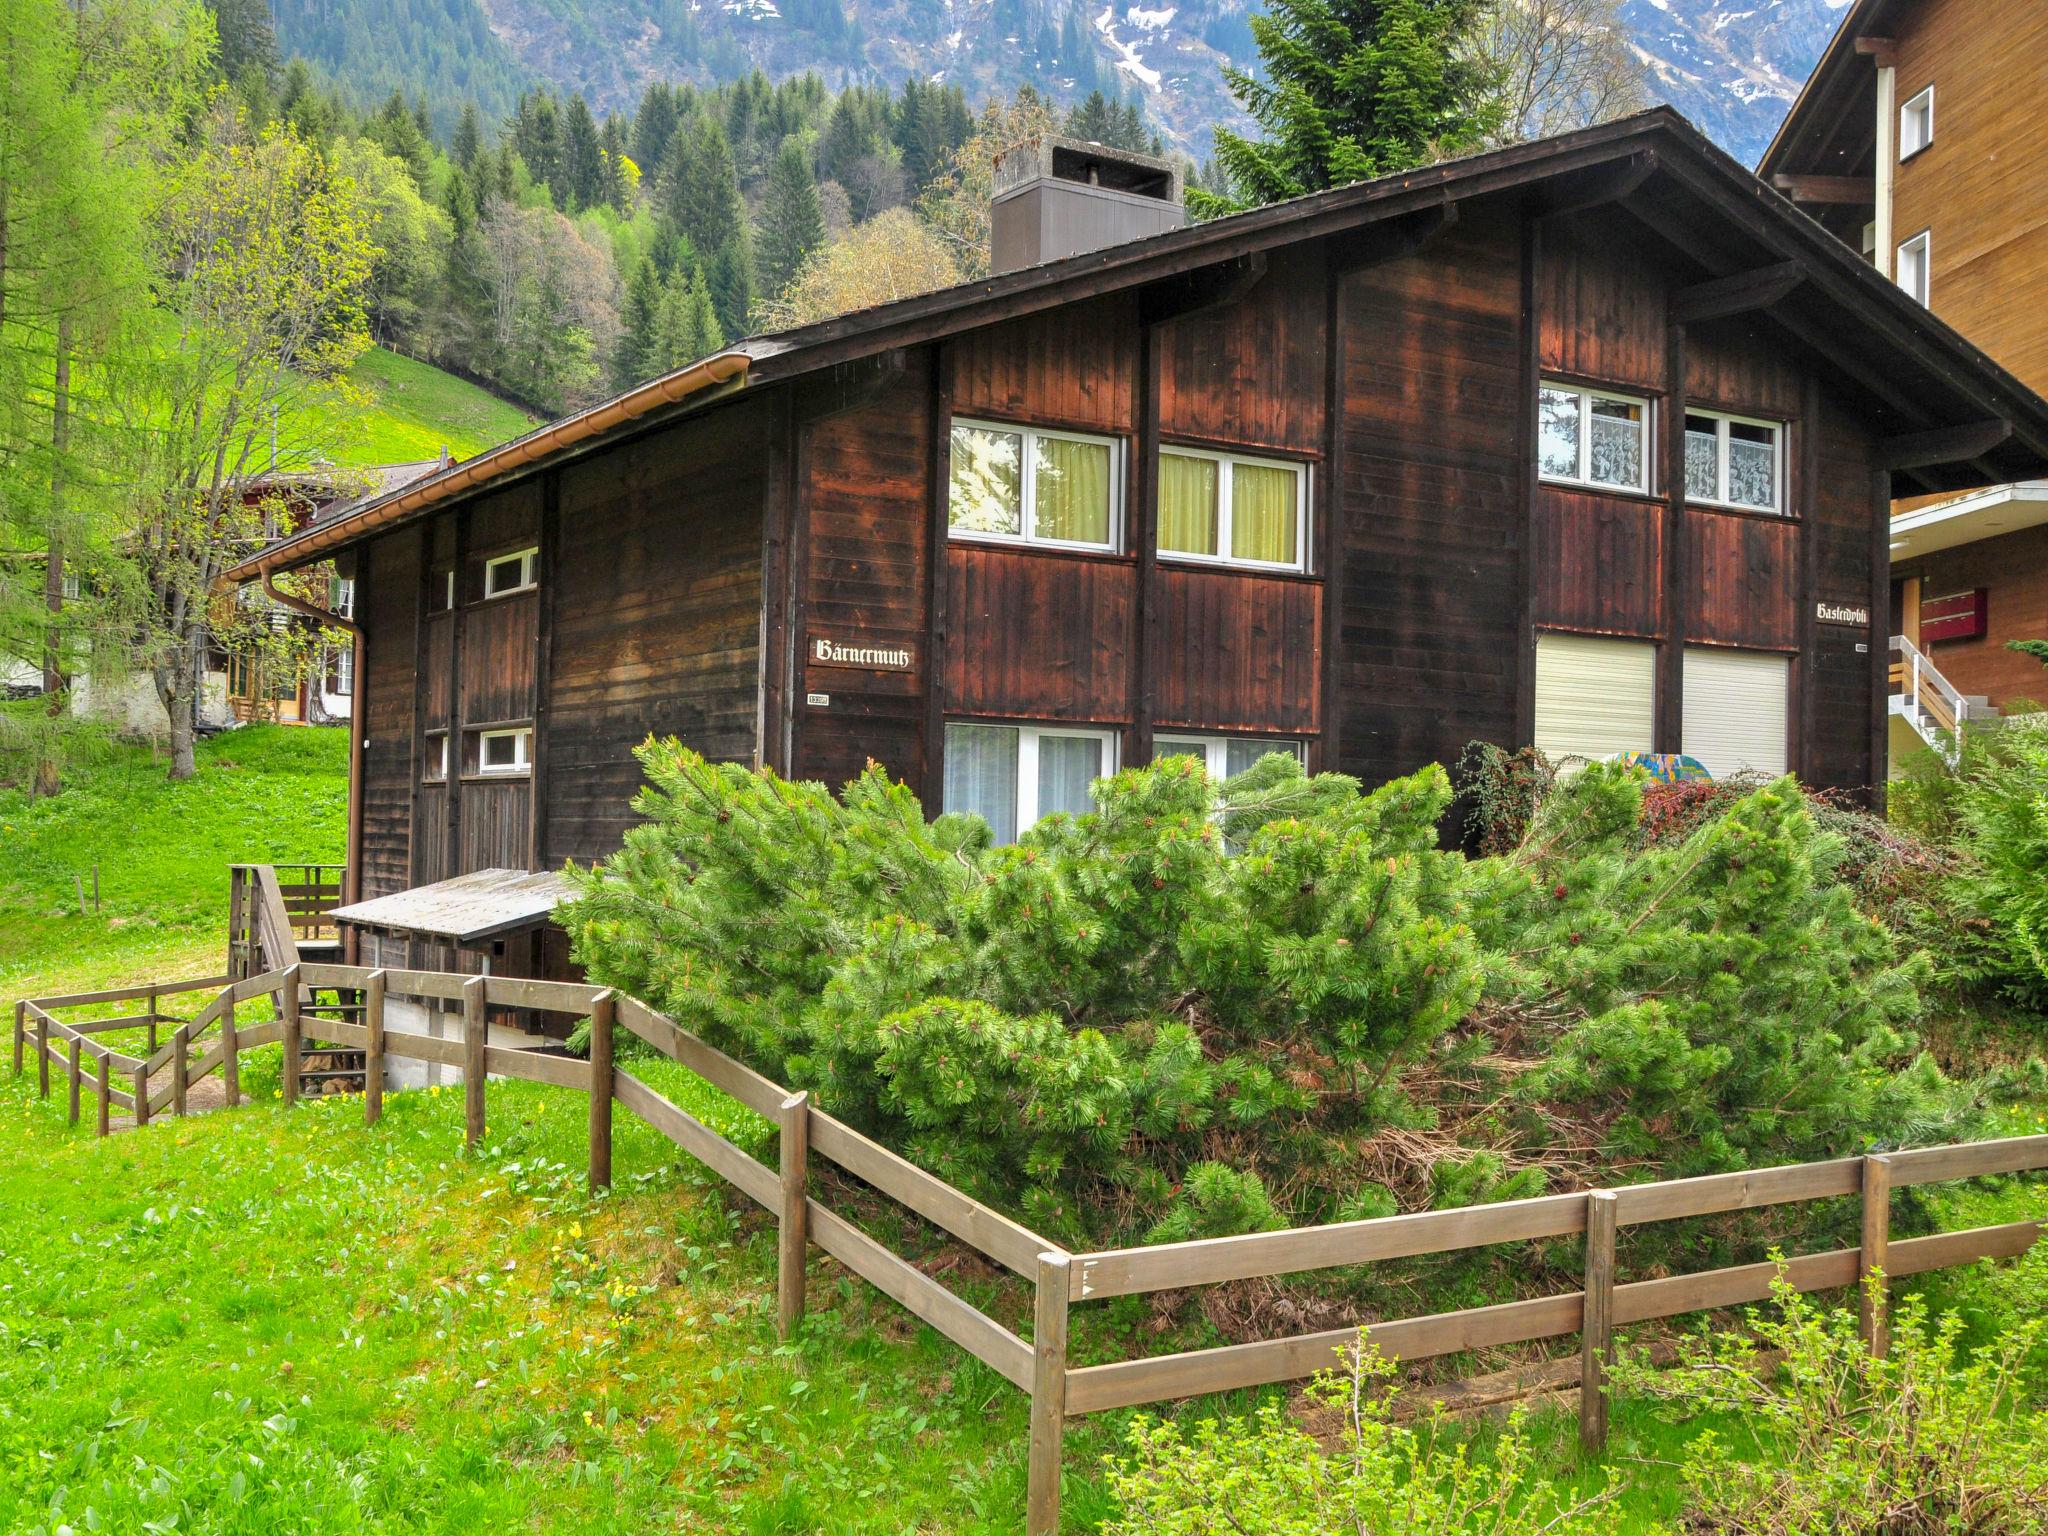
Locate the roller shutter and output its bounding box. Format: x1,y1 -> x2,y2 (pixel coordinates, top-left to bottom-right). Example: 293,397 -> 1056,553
1683,648 -> 1790,777
1532,635 -> 1657,766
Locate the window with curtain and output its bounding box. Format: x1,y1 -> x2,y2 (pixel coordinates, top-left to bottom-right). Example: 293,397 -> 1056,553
948,420 -> 1119,550
1157,448 -> 1306,570
1154,734 -> 1305,779
1537,382 -> 1649,494
943,722 -> 1113,841
1683,409 -> 1783,513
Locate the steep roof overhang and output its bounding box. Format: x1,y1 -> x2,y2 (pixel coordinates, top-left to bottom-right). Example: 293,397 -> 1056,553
1757,0 -> 1901,186
227,106 -> 2048,583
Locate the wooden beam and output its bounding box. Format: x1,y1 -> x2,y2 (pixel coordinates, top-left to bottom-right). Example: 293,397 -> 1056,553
1536,150 -> 1657,218
1878,418 -> 2013,471
1854,35 -> 1898,65
1670,261 -> 1804,324
1771,173 -> 1873,205
1325,204 -> 1458,275
1137,251 -> 1268,324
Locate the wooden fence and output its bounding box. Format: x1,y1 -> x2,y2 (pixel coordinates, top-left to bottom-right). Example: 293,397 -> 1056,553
13,963 -> 2048,1534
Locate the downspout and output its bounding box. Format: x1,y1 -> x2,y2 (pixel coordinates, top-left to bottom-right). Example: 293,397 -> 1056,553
263,569 -> 366,946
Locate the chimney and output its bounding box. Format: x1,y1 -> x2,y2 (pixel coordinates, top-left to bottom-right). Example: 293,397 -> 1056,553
990,134 -> 1185,276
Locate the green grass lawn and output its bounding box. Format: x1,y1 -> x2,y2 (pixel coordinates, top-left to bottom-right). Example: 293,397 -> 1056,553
324,347 -> 539,467
5,727 -> 2045,1533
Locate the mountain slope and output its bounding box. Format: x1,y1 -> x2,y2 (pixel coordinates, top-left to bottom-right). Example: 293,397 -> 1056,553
272,0 -> 1846,169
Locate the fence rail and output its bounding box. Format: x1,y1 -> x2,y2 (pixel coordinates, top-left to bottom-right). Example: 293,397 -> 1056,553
13,963 -> 2048,1535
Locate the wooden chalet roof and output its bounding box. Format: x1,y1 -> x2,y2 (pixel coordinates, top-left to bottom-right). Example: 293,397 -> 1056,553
1758,0 -> 1902,185
329,867 -> 575,944
227,104 -> 2048,585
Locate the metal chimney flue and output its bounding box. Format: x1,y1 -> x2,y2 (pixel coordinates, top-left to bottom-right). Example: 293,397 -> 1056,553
990,134 -> 1185,275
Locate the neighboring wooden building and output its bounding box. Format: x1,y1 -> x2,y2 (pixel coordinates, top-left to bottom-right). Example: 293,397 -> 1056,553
1762,0 -> 2048,732
230,110 -> 2048,976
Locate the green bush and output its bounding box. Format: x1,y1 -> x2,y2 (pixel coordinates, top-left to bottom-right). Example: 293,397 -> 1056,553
1611,1271 -> 2048,1534
1102,1339 -> 1629,1535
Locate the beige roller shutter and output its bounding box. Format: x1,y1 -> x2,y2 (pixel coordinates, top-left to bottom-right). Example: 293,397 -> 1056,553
1683,648 -> 1790,777
1533,635 -> 1658,766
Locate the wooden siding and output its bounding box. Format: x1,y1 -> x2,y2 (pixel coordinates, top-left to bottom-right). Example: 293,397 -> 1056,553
1806,395 -> 1884,792
545,395 -> 770,866
358,527 -> 422,899
460,592 -> 537,726
949,296 -> 1137,433
1900,522 -> 2048,711
1532,488 -> 1663,637
1537,214 -> 1667,393
458,780 -> 532,872
1687,511 -> 1800,650
943,546 -> 1134,722
1891,0 -> 2048,399
1153,567 -> 1320,733
1332,224 -> 1525,788
1685,319 -> 1804,418
1156,245 -> 1328,453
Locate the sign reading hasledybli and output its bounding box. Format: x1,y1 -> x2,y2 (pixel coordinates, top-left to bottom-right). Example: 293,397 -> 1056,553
1815,600 -> 1871,627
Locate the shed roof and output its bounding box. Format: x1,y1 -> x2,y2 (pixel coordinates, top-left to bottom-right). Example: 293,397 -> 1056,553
226,105 -> 2048,585
329,867 -> 575,944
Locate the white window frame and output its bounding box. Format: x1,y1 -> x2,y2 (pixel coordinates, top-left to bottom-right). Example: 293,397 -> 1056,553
1682,408 -> 1786,515
1152,733 -> 1305,779
1900,84 -> 1933,160
1897,229 -> 1931,305
1155,445 -> 1310,573
943,720 -> 1117,839
946,419 -> 1123,553
330,575 -> 356,619
329,644 -> 354,698
477,727 -> 532,776
482,547 -> 538,600
1537,381 -> 1653,496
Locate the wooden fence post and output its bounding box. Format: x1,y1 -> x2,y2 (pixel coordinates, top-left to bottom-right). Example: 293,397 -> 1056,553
173,1026 -> 189,1117
133,1063 -> 149,1129
95,1050 -> 110,1138
35,1009 -> 49,1099
587,991 -> 615,1192
280,965 -> 303,1108
1027,1251 -> 1072,1536
462,976 -> 486,1149
11,999 -> 23,1076
146,986 -> 158,1057
1861,1153 -> 1892,1358
777,1091 -> 809,1340
1579,1189 -> 1618,1455
67,1037 -> 82,1125
364,970 -> 387,1125
222,993 -> 240,1109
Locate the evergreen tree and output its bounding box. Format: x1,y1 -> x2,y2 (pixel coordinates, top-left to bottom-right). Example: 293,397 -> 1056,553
369,88 -> 431,187
1197,0 -> 1500,215
649,264 -> 721,372
704,238 -> 752,342
614,257 -> 662,387
1065,89 -> 1156,153
511,89 -> 563,197
631,81 -> 681,172
755,137 -> 824,299
659,114 -> 743,256
452,101 -> 484,171
561,92 -> 603,212
205,0 -> 277,86
597,116 -> 632,212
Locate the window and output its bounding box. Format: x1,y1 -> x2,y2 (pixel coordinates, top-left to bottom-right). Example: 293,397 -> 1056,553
1897,230 -> 1931,305
1537,383 -> 1650,494
1683,410 -> 1784,513
482,547 -> 537,599
1900,85 -> 1933,159
1157,448 -> 1307,570
429,569 -> 455,613
423,734 -> 448,782
478,727 -> 531,776
1683,648 -> 1789,777
942,722 -> 1114,842
948,421 -> 1119,551
1152,734 -> 1304,779
1533,634 -> 1656,767
329,575 -> 355,619
328,645 -> 354,698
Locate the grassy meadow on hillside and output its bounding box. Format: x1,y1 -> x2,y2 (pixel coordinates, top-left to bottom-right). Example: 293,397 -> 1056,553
325,347 -> 541,466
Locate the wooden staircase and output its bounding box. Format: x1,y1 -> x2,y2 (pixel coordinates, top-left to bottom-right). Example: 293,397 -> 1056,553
1889,634 -> 1998,766
228,863 -> 366,1093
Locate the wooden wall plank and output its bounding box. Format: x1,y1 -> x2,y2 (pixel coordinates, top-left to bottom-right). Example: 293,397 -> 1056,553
359,528 -> 422,898
943,548 -> 1135,723
1687,511 -> 1800,649
1532,489 -> 1664,637
1153,568 -> 1320,733
1156,245 -> 1328,454
949,295 -> 1137,433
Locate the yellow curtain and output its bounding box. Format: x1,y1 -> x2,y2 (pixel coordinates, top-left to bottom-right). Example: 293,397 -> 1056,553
1034,436 -> 1112,544
1230,462 -> 1298,565
1158,452 -> 1219,556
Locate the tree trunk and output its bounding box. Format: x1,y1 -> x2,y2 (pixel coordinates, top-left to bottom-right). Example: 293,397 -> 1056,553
34,318 -> 72,800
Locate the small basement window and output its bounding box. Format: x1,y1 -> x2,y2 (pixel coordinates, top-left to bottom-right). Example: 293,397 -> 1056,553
1900,85 -> 1933,159
482,547 -> 538,599
1538,382 -> 1650,495
478,727 -> 531,776
1157,448 -> 1307,571
1152,734 -> 1304,779
1897,230 -> 1931,305
942,721 -> 1114,842
948,420 -> 1120,551
1684,410 -> 1784,513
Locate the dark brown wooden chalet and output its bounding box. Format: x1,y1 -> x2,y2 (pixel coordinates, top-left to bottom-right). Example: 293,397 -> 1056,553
230,108 -> 2048,977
